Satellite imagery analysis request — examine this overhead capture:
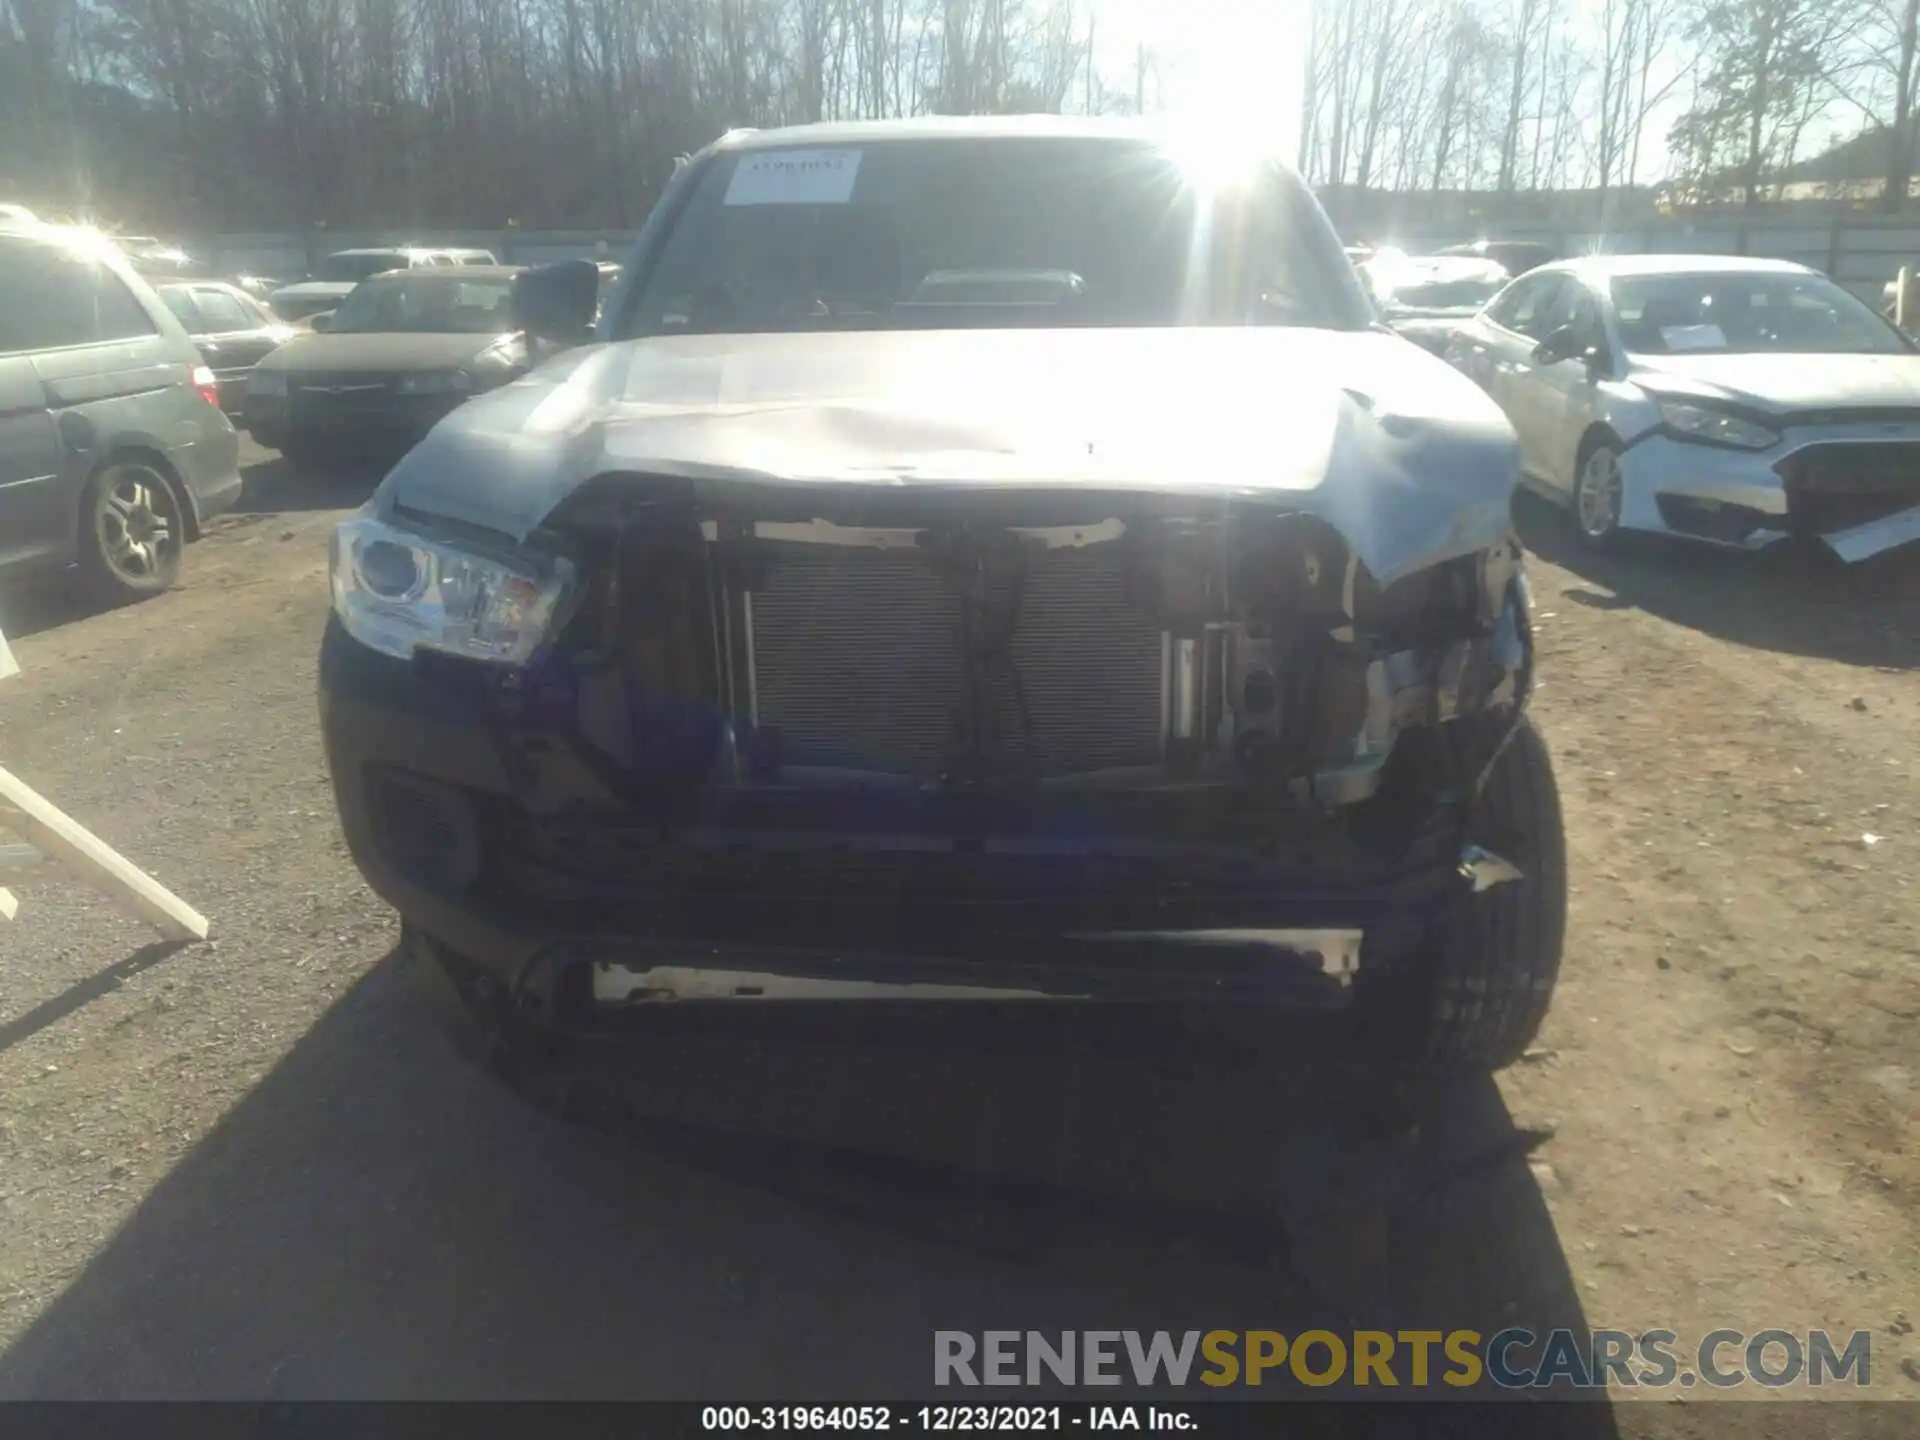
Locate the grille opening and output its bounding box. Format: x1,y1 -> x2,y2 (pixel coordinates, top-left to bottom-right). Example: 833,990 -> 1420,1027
749,539 -> 1165,777
1778,442 -> 1920,534
534,500 -> 1393,802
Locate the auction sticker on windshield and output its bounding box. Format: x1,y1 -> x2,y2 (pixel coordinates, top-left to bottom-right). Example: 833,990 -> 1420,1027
1660,323 -> 1726,351
724,149 -> 862,206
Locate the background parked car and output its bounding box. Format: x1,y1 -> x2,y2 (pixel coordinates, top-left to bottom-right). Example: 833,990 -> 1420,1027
1434,238 -> 1555,275
269,246 -> 499,321
113,236 -> 198,274
0,217 -> 242,603
229,273 -> 289,305
1369,254 -> 1510,354
246,265 -> 526,468
1443,253 -> 1920,562
153,279 -> 300,418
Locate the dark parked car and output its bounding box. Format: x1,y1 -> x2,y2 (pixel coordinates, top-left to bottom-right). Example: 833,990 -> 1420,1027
0,219 -> 242,602
154,279 -> 299,417
246,265 -> 526,468
271,247 -> 500,321
319,118 -> 1564,1096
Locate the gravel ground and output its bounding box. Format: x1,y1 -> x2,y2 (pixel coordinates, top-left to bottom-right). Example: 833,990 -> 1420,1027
0,442 -> 1915,1420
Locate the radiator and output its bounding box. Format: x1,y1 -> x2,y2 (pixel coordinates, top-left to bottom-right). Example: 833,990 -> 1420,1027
747,540 -> 1166,776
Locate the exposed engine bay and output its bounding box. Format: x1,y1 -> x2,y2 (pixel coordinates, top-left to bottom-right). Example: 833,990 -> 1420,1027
473,477 -> 1532,820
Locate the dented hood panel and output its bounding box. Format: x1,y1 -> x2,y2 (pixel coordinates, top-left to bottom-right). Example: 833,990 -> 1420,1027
375,326 -> 1520,583
1633,352 -> 1920,412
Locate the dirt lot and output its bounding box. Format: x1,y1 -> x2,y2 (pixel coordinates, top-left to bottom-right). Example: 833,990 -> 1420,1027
0,441 -> 1915,1417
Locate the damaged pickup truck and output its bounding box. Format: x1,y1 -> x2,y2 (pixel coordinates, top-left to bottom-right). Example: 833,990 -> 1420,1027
319,117 -> 1567,1083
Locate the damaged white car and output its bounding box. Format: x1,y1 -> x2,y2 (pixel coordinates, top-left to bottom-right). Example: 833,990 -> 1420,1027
1446,254 -> 1920,562
320,117 -> 1567,1087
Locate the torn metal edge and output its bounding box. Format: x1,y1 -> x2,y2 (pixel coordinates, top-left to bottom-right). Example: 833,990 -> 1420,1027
1821,503 -> 1920,564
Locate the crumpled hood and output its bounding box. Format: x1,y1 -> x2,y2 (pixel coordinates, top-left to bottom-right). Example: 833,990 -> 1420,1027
376,326 -> 1521,584
259,331 -> 507,373
1633,352 -> 1920,413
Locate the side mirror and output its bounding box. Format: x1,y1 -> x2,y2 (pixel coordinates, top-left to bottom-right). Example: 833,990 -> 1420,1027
309,310 -> 335,332
512,260 -> 599,346
1530,325 -> 1583,366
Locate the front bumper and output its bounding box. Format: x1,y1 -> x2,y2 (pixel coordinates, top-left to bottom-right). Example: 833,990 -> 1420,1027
1617,430 -> 1920,562
320,615 -> 1491,1034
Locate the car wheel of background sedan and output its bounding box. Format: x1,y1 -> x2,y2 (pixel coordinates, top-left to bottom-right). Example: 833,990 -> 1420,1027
77,460 -> 185,605
1357,711 -> 1568,1077
1572,439 -> 1626,549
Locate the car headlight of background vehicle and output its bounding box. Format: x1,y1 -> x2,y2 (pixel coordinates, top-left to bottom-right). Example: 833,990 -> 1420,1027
330,514 -> 575,665
247,371 -> 287,398
1656,399 -> 1779,451
395,369 -> 472,395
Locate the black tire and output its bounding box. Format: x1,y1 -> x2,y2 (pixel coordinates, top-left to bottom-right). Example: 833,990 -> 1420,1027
1570,438 -> 1626,551
1363,711 -> 1568,1076
77,459 -> 185,605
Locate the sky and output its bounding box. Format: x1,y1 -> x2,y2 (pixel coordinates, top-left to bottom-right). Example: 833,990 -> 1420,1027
1079,0 -> 1809,191
1089,0 -> 1309,153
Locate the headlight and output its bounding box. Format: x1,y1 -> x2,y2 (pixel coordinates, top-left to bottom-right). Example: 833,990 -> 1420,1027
396,369 -> 472,395
1656,400 -> 1779,450
247,371 -> 287,397
330,514 -> 575,665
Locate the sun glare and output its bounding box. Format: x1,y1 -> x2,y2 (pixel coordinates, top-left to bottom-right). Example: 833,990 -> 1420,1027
1104,0 -> 1308,152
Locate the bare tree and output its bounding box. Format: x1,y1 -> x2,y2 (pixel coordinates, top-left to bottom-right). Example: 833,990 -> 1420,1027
1496,0 -> 1544,189
1670,0 -> 1865,210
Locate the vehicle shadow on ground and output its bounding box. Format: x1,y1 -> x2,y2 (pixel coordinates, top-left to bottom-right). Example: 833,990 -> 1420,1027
0,581 -> 95,643
1514,491 -> 1920,670
0,947 -> 1614,1419
228,453 -> 388,517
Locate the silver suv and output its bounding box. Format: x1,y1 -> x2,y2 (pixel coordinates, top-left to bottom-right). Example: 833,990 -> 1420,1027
0,220 -> 243,604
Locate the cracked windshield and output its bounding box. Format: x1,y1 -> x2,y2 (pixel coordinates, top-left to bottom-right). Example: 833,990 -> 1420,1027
0,0 -> 1914,1424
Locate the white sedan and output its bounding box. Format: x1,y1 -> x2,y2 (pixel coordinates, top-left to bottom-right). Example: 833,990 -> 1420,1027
1444,254 -> 1920,562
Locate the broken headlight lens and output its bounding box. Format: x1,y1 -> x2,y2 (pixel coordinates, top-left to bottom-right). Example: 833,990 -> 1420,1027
1656,400 -> 1779,451
330,513 -> 575,665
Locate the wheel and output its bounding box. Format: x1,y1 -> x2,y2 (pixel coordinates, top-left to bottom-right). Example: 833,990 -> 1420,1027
1360,711 -> 1568,1076
77,460 -> 184,604
1571,439 -> 1625,550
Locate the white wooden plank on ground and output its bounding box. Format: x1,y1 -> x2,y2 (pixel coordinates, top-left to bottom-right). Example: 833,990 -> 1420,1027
0,767 -> 208,941
0,887 -> 16,922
